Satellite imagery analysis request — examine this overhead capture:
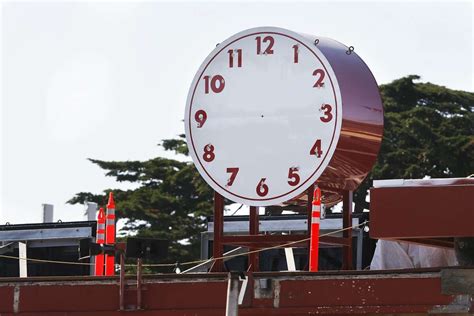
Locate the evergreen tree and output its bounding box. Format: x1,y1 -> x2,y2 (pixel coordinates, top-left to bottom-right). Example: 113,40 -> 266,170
68,138 -> 213,263
69,75 -> 474,262
353,75 -> 474,212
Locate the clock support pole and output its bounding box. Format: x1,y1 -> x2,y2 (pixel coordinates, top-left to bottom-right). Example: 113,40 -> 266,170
210,193 -> 260,272
342,190 -> 353,270
249,206 -> 259,272
212,191 -> 224,272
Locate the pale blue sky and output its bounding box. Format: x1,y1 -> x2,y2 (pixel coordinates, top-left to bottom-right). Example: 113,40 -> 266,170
1,1 -> 473,223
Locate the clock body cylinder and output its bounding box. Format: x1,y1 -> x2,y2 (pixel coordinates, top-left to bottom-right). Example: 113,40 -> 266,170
293,34 -> 384,205
184,27 -> 383,207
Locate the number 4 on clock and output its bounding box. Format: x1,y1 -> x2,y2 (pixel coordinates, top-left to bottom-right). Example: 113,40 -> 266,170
310,139 -> 323,158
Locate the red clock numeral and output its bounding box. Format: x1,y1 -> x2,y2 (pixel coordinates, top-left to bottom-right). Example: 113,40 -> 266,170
204,75 -> 225,94
256,36 -> 274,55
228,49 -> 242,68
313,69 -> 325,88
292,44 -> 298,63
194,110 -> 207,128
203,144 -> 215,162
287,167 -> 300,186
320,104 -> 333,123
256,178 -> 269,197
310,139 -> 323,158
226,167 -> 239,186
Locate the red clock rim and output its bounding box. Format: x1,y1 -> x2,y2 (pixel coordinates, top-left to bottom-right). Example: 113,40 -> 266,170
188,31 -> 339,202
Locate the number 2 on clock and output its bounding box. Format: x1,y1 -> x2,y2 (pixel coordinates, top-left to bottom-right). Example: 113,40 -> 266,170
313,69 -> 325,88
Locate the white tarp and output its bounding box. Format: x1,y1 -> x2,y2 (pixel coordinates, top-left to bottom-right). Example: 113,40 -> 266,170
370,240 -> 458,270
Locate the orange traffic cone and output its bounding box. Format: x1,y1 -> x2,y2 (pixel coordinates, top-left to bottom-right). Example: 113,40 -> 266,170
105,192 -> 116,276
95,207 -> 106,276
309,186 -> 321,272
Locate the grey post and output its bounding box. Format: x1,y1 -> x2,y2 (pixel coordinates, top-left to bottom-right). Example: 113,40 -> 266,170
42,204 -> 54,223
225,272 -> 240,316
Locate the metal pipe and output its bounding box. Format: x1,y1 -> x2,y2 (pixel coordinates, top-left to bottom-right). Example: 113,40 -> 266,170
249,206 -> 259,272
342,191 -> 353,270
137,258 -> 142,310
119,252 -> 125,310
211,191 -> 224,272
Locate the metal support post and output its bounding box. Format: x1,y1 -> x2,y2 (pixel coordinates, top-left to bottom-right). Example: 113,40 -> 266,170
119,252 -> 125,310
137,258 -> 143,310
342,190 -> 353,270
200,232 -> 209,260
211,191 -> 224,272
356,228 -> 363,270
249,206 -> 259,272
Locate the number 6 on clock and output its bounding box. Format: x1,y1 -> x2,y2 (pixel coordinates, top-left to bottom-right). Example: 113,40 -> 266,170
256,178 -> 269,197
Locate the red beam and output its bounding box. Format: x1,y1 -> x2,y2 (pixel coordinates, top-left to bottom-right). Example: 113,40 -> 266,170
371,185 -> 474,239
0,270 -> 460,315
221,235 -> 308,247
320,235 -> 352,246
220,235 -> 350,248
277,274 -> 452,310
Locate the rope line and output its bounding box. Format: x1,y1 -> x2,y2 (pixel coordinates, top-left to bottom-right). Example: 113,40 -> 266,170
0,254 -> 93,266
0,221 -> 369,269
143,220 -> 369,267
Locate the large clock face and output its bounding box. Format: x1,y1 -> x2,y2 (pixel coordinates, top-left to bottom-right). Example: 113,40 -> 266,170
185,27 -> 342,206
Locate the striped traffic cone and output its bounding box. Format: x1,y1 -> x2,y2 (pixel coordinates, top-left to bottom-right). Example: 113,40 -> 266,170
309,186 -> 321,272
105,192 -> 116,276
95,207 -> 106,276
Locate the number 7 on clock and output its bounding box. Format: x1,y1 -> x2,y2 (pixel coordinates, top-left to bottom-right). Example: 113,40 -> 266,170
226,167 -> 239,186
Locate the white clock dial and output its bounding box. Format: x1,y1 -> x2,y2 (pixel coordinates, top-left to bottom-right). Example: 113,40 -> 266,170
185,27 -> 342,206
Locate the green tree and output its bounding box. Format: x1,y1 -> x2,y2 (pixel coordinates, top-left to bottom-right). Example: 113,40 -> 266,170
68,137 -> 213,264
353,75 -> 474,213
69,75 -> 474,262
